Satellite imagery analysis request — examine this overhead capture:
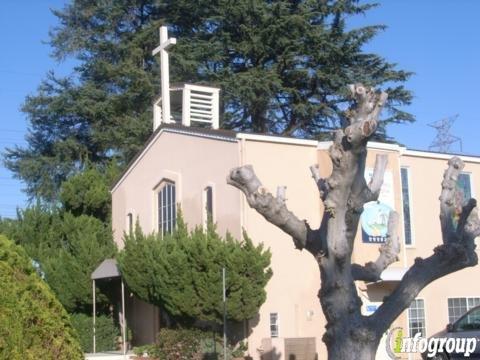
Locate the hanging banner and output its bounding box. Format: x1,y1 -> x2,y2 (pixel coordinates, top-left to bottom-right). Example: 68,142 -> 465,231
361,168 -> 395,244
361,201 -> 393,243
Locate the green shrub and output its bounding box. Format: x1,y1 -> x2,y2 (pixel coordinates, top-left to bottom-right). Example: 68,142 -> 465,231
70,313 -> 119,353
0,206 -> 117,313
118,214 -> 272,326
134,329 -> 246,360
0,235 -> 83,359
154,328 -> 205,360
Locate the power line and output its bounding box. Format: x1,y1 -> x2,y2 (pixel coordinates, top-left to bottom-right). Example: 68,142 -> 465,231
0,69 -> 43,77
0,129 -> 26,133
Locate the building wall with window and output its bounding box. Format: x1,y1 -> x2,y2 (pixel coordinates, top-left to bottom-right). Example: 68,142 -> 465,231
111,126 -> 480,359
240,137 -> 326,357
400,152 -> 480,341
318,144 -> 480,355
111,128 -> 242,344
112,128 -> 242,246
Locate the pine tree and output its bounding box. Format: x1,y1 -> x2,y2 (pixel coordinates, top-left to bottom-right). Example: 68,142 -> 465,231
0,235 -> 83,359
5,0 -> 412,201
0,207 -> 117,313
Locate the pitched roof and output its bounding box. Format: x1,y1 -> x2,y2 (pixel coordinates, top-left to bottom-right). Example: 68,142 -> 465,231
110,124 -> 238,191
91,259 -> 121,280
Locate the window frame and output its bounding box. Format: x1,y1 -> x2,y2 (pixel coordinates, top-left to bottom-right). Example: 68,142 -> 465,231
454,172 -> 479,251
270,312 -> 279,338
202,184 -> 215,230
457,172 -> 473,203
447,297 -> 480,325
407,298 -> 426,338
400,166 -> 415,247
155,180 -> 177,236
126,211 -> 134,234
455,307 -> 480,332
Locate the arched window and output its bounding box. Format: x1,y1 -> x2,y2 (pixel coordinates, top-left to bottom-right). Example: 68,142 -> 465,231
203,186 -> 214,229
157,181 -> 176,235
126,213 -> 133,234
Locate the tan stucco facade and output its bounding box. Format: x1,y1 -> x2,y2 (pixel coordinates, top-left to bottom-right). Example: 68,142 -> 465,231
111,126 -> 480,359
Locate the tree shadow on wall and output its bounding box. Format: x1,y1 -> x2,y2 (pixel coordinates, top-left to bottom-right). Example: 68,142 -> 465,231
260,347 -> 282,360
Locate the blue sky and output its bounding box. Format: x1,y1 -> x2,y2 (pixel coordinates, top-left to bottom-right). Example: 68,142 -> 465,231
1,0 -> 480,218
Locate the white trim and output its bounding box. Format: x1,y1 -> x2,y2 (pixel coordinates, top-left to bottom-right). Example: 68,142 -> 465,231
318,141 -> 480,163
400,166 -> 416,248
403,149 -> 480,163
236,133 -> 318,146
317,141 -> 405,152
152,171 -> 182,234
317,141 -> 331,150
185,83 -> 221,93
406,298 -> 427,338
111,128 -> 235,193
368,142 -> 405,152
239,137 -> 246,236
446,296 -> 480,325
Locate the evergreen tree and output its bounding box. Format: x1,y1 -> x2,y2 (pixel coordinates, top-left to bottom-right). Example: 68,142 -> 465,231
60,162 -> 120,221
0,235 -> 83,359
117,216 -> 272,326
0,207 -> 117,313
5,0 -> 412,202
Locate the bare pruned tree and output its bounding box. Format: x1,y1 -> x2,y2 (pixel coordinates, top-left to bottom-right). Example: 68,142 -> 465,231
227,84 -> 480,360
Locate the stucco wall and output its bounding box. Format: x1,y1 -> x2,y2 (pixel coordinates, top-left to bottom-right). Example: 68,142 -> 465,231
111,130 -> 242,246
241,139 -> 326,359
401,154 -> 480,337
112,131 -> 480,359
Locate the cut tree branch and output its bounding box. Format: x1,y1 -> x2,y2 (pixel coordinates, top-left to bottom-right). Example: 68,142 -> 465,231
310,164 -> 328,200
227,165 -> 325,256
367,154 -> 389,200
348,154 -> 389,214
370,157 -> 480,334
351,211 -> 401,282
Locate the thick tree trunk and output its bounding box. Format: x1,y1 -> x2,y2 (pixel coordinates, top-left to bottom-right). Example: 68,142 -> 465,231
326,336 -> 379,360
227,83 -> 480,360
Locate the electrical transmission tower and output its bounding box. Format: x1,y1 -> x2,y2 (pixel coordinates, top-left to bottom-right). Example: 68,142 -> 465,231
428,114 -> 462,153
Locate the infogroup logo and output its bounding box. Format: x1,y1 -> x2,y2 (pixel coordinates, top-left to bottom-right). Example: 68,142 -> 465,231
386,327 -> 478,359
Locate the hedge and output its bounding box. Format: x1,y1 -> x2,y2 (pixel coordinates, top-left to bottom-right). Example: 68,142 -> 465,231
0,235 -> 83,359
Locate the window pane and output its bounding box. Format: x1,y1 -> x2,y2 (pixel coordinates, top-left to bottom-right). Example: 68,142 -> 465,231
204,186 -> 213,227
468,298 -> 480,308
158,182 -> 176,236
167,185 -> 172,233
457,173 -> 472,205
408,299 -> 426,338
448,298 -> 468,323
401,168 -> 412,245
270,313 -> 278,337
158,191 -> 163,233
127,213 -> 133,233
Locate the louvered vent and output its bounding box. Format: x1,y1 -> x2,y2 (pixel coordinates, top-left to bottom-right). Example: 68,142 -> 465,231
153,84 -> 220,130
182,84 -> 219,129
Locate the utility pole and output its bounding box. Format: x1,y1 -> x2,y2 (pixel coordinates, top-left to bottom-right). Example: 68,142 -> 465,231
428,114 -> 462,153
223,267 -> 227,360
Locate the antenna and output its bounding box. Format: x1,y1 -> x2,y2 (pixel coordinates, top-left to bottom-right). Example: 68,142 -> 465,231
428,114 -> 462,153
